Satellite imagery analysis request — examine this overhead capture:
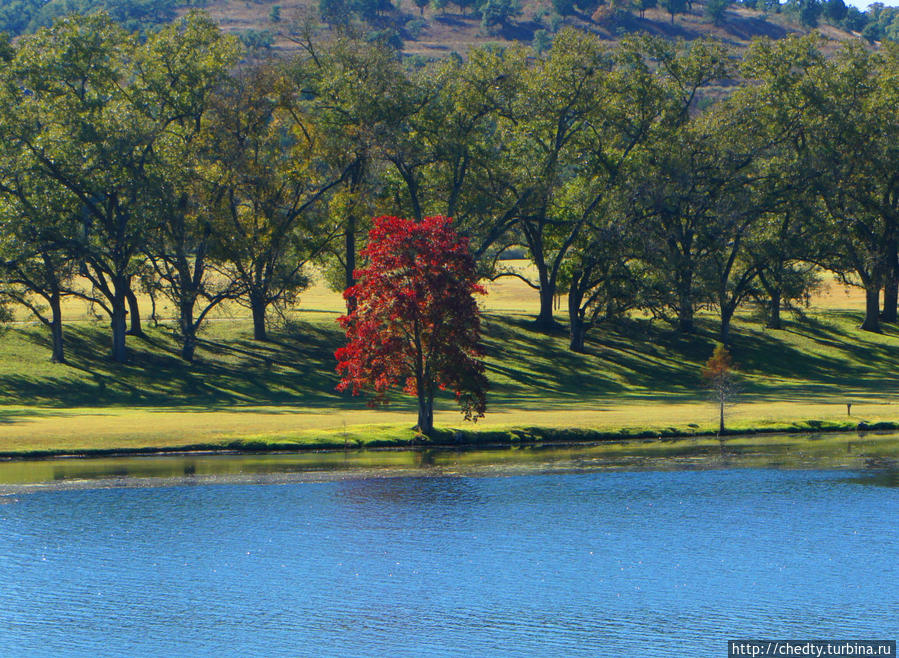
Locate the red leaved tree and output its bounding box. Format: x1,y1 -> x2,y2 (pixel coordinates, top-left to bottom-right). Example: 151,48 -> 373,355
335,215 -> 488,436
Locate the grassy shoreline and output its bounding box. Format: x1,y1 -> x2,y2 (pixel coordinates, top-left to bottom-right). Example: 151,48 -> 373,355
3,417 -> 898,460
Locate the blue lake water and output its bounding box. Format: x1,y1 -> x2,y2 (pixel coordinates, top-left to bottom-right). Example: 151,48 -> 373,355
1,464 -> 897,656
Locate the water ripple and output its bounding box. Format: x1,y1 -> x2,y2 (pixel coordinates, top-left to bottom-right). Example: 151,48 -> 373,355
0,469 -> 896,656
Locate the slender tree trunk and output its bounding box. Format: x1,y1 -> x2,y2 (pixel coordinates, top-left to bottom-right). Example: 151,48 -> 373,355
567,274 -> 587,352
49,293 -> 65,364
526,221 -> 560,330
250,292 -> 267,341
881,238 -> 898,322
719,397 -> 725,434
125,286 -> 143,337
677,290 -> 695,333
180,299 -> 197,362
535,257 -> 557,330
148,287 -> 159,327
882,274 -> 898,323
111,290 -> 128,363
767,289 -> 782,329
719,303 -> 735,344
861,285 -> 881,333
40,253 -> 66,363
676,268 -> 695,332
417,391 -> 434,437
569,320 -> 587,353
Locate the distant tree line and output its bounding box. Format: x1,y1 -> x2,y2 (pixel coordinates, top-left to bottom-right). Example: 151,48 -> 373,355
1,12 -> 898,366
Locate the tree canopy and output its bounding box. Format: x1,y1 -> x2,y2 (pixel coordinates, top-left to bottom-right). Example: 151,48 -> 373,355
335,216 -> 487,435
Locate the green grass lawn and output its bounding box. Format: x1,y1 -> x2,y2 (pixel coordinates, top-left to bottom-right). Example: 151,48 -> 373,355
2,302 -> 899,456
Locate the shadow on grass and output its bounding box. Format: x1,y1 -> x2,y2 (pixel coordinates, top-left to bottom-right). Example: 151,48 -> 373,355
3,308 -> 899,412
2,321 -> 353,409
483,309 -> 899,406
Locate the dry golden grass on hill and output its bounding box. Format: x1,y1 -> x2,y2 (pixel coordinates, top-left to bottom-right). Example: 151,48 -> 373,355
180,0 -> 859,58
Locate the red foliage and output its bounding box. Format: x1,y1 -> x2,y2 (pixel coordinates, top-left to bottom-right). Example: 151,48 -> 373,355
335,215 -> 488,432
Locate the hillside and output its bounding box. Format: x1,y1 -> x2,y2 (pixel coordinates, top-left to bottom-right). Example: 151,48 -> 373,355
0,0 -> 869,61
186,0 -> 860,57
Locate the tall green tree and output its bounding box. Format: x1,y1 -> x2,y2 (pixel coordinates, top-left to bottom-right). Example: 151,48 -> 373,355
617,38 -> 731,334
0,151 -> 80,363
733,40 -> 824,330
0,33 -> 78,363
303,36 -> 410,310
746,38 -> 899,332
485,31 -> 614,330
561,37 -> 677,349
3,14 -> 154,362
137,13 -> 243,362
206,63 -> 346,341
564,212 -> 642,352
408,46 -> 521,264
663,0 -> 687,22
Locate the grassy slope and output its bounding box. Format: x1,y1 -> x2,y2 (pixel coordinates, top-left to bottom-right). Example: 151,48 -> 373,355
190,0 -> 857,58
1,268 -> 898,455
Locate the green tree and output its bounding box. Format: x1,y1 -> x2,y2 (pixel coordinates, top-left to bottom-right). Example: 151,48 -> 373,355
705,0 -> 730,24
2,14 -> 155,362
842,6 -> 867,32
206,63 -> 346,341
138,13 -> 243,362
486,31 -> 607,330
697,96 -> 795,343
409,48 -> 521,263
787,0 -> 822,26
0,148 -> 80,363
532,28 -> 552,54
749,208 -> 821,329
745,38 -> 899,332
303,36 -> 402,310
663,0 -> 687,22
552,0 -> 577,15
320,0 -> 351,27
637,0 -> 657,18
736,37 -> 825,329
564,214 -> 642,352
562,37 -> 679,349
480,0 -> 521,33
618,38 -> 731,334
0,33 -> 78,363
822,0 -> 847,22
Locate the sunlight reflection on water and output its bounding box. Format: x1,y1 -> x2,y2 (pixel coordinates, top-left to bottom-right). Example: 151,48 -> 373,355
0,437 -> 896,656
